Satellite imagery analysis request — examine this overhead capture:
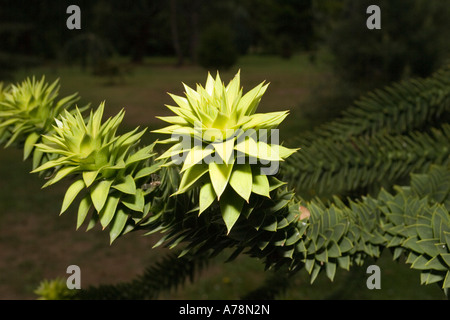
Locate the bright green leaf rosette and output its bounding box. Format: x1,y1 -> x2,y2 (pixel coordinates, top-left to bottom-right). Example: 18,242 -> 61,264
32,103 -> 159,243
154,71 -> 299,233
0,76 -> 82,168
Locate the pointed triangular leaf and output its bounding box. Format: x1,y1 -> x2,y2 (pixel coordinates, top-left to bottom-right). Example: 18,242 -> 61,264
229,164 -> 252,202
220,188 -> 244,234
213,137 -> 235,165
109,208 -> 129,244
77,196 -> 92,230
31,152 -> 64,173
86,210 -> 99,231
112,175 -> 136,195
174,164 -> 209,195
441,253 -> 450,268
241,111 -> 288,130
235,135 -> 258,158
268,176 -> 286,191
125,145 -> 155,166
420,271 -> 444,285
252,174 -> 270,197
337,255 -> 350,270
99,194 -> 120,229
180,145 -> 214,173
32,148 -> 44,170
424,255 -> 448,271
90,180 -> 113,212
278,145 -> 299,159
155,142 -> 184,160
209,161 -> 234,199
61,179 -> 85,215
169,93 -> 191,110
23,132 -> 40,160
121,188 -> 145,212
236,81 -> 265,117
83,170 -> 99,187
225,70 -> 241,111
325,262 -> 337,281
42,166 -> 78,187
155,116 -> 190,126
443,271 -> 450,289
134,162 -> 162,180
257,141 -> 283,161
199,182 -> 216,215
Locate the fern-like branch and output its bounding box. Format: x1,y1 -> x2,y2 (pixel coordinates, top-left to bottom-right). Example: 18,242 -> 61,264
296,64 -> 450,146
281,124 -> 450,197
74,251 -> 210,300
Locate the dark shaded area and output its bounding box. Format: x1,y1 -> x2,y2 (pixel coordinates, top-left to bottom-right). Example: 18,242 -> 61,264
1,0 -> 448,122
0,1 -> 315,72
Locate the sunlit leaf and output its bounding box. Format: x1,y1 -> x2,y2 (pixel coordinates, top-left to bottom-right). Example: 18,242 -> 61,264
199,182 -> 216,215
174,164 -> 209,195
229,164 -> 252,201
23,132 -> 40,160
209,161 -> 234,199
252,174 -> 270,197
122,188 -> 145,212
112,175 -> 136,195
90,180 -> 113,212
109,208 -> 129,244
220,188 -> 244,234
99,194 -> 120,229
61,179 -> 85,215
77,196 -> 92,230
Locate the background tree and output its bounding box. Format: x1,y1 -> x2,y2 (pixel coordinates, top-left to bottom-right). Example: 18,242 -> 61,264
197,24 -> 238,71
325,0 -> 450,98
301,0 -> 450,125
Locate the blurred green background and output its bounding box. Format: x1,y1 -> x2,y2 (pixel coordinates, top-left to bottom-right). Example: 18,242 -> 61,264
0,0 -> 449,299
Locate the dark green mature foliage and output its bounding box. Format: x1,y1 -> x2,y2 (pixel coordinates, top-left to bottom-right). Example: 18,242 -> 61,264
67,164 -> 450,299
74,252 -> 210,300
282,125 -> 450,198
282,66 -> 450,198
308,65 -> 450,139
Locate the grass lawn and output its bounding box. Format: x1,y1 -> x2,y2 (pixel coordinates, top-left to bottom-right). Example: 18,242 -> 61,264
0,53 -> 446,300
13,53 -> 330,140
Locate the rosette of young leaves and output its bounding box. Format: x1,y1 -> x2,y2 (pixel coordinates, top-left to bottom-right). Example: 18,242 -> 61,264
0,76 -> 82,168
154,71 -> 298,232
32,103 -> 161,242
35,278 -> 77,300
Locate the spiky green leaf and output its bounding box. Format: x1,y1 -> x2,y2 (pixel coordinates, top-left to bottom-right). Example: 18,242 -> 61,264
90,180 -> 113,212
61,179 -> 85,215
